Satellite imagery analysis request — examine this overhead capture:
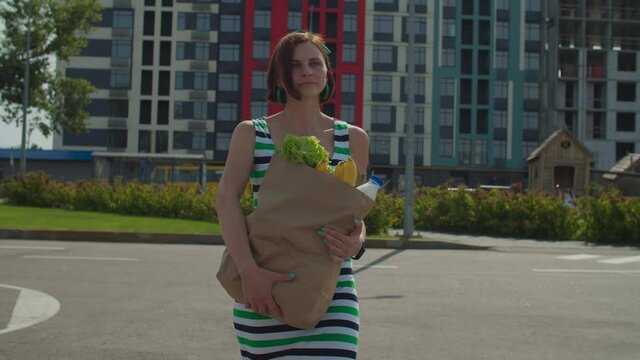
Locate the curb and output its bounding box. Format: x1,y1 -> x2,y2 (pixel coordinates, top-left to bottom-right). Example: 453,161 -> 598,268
0,229 -> 491,250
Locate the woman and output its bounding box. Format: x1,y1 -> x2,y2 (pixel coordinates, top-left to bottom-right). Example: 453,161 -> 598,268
215,31 -> 370,359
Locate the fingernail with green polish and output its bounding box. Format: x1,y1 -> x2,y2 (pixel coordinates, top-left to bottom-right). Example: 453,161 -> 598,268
288,273 -> 296,278
322,238 -> 328,244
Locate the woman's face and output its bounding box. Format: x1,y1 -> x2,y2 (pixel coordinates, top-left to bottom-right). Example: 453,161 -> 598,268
290,42 -> 328,100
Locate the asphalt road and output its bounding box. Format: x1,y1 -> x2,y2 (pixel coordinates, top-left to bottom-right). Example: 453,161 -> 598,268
1,239 -> 639,360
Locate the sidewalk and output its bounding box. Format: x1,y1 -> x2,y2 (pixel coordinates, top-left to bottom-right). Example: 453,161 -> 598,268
0,227 -> 602,251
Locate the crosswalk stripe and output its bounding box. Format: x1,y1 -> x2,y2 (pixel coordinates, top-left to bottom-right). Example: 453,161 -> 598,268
557,254 -> 602,260
598,255 -> 640,265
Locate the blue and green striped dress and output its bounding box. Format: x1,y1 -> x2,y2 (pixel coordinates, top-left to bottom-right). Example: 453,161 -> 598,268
232,117 -> 359,359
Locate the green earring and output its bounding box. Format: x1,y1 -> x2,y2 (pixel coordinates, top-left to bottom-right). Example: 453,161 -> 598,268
275,87 -> 286,104
320,84 -> 330,101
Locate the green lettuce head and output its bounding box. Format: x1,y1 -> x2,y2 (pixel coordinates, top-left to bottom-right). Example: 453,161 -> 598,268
276,134 -> 330,168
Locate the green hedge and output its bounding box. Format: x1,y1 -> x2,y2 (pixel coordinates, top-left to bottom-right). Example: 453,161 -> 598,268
1,172 -> 638,244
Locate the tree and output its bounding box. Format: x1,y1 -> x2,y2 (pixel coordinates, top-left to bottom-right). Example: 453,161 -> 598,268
0,0 -> 102,138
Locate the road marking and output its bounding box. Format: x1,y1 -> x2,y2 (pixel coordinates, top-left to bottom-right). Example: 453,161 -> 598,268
352,265 -> 398,269
0,284 -> 61,335
598,255 -> 640,265
557,254 -> 602,260
533,269 -> 640,274
0,245 -> 65,250
22,255 -> 139,261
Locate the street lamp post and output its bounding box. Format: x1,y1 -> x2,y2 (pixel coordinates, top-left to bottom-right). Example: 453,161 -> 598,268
20,0 -> 34,175
403,0 -> 416,242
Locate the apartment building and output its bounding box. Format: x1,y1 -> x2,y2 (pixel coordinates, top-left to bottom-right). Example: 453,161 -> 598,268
54,0 -> 365,164
542,0 -> 640,171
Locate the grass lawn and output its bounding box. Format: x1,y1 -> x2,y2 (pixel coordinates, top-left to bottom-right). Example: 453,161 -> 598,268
0,204 -> 220,234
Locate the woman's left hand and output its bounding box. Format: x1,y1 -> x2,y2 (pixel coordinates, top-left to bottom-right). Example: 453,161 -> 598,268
318,219 -> 364,263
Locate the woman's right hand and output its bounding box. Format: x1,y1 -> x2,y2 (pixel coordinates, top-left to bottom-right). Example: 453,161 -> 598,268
240,265 -> 295,318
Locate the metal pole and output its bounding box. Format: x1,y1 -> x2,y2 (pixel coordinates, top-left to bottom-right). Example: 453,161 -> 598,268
403,0 -> 416,242
309,5 -> 314,32
20,0 -> 34,175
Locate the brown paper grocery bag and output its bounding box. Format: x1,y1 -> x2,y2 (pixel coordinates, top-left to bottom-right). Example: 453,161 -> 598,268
216,154 -> 374,329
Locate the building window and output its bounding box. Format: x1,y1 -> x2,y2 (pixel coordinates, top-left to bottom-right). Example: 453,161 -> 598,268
524,83 -> 539,100
494,110 -> 507,128
459,109 -> 471,134
220,15 -> 241,32
343,43 -> 356,62
253,40 -> 270,59
439,139 -> 453,157
495,51 -> 509,69
408,17 -> 427,36
342,74 -> 356,93
344,14 -> 357,32
193,101 -> 207,119
496,0 -> 509,9
177,13 -> 186,30
196,14 -> 210,31
156,130 -> 168,153
477,110 -> 488,133
174,101 -> 184,119
192,132 -> 206,151
374,45 -> 394,64
112,40 -> 132,58
113,10 -> 133,28
218,73 -> 239,91
440,77 -> 455,96
526,23 -> 540,41
371,136 -> 390,155
288,12 -> 301,31
617,82 -> 636,102
176,42 -> 185,60
408,46 -> 426,67
525,53 -> 540,70
494,140 -> 506,159
219,44 -> 240,62
110,70 -> 130,88
405,77 -> 425,97
442,49 -> 455,67
616,112 -> 636,132
443,0 -> 456,6
340,104 -> 355,124
402,137 -> 424,156
496,22 -> 509,40
474,140 -> 488,165
195,43 -> 209,60
138,130 -> 151,153
458,139 -> 472,164
440,108 -> 453,126
175,72 -> 184,90
216,132 -> 231,151
372,106 -> 392,125
252,71 -> 266,90
374,15 -> 394,34
194,72 -> 208,90
524,112 -> 538,129
618,52 -> 636,72
443,19 -> 456,37
525,0 -> 541,11
251,101 -> 267,118
254,10 -> 270,29
495,81 -> 508,99
217,103 -> 237,121
616,142 -> 636,161
523,141 -> 538,159
372,75 -> 392,95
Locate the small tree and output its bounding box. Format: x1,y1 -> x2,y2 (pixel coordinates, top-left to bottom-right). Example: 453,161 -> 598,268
0,0 -> 102,137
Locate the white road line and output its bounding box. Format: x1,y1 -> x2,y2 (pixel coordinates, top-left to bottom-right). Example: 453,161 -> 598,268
598,255 -> 640,265
0,245 -> 66,250
533,269 -> 640,274
22,255 -> 139,261
0,284 -> 61,335
352,265 -> 398,269
557,254 -> 602,260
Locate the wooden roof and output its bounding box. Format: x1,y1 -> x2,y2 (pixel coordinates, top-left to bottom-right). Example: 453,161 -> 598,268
526,128 -> 591,162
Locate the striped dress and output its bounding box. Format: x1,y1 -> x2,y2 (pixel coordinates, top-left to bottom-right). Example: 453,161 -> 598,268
232,117 -> 359,359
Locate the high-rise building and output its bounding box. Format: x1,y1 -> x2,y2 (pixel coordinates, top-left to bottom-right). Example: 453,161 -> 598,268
54,0 -> 365,164
542,0 -> 640,171
57,1 -> 635,190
